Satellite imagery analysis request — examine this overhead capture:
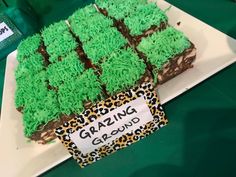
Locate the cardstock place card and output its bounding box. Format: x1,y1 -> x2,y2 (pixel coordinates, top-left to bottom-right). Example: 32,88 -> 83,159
0,14 -> 22,54
0,22 -> 14,42
55,82 -> 168,168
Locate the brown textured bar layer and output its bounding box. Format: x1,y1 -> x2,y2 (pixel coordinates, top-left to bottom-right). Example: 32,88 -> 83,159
20,5 -> 196,144
28,70 -> 152,144
38,42 -> 50,66
30,114 -> 75,144
137,42 -> 196,84
27,45 -> 196,144
136,42 -> 196,85
157,43 -> 196,84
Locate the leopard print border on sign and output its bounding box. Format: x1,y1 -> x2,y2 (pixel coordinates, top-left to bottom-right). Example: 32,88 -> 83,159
55,82 -> 168,168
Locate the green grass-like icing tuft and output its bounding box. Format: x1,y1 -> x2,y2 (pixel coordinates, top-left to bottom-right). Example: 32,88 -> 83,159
47,51 -> 85,87
100,48 -> 146,94
69,12 -> 113,43
47,31 -> 78,63
15,53 -> 44,80
83,28 -> 127,64
95,0 -> 147,20
69,4 -> 98,21
58,69 -> 102,115
124,3 -> 167,36
17,34 -> 41,63
15,71 -> 48,109
41,21 -> 69,46
23,90 -> 60,137
137,27 -> 191,70
41,21 -> 78,63
15,70 -> 60,137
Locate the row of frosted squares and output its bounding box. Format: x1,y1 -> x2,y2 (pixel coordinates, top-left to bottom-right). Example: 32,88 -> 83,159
137,27 -> 191,70
16,34 -> 60,137
46,51 -> 103,115
14,0 -> 192,138
69,4 -> 127,65
15,40 -> 103,136
69,4 -> 113,43
41,21 -> 78,63
46,51 -> 85,88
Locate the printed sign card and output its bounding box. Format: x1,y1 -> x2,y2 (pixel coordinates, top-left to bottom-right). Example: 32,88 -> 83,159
0,14 -> 22,55
55,82 -> 168,168
0,22 -> 14,42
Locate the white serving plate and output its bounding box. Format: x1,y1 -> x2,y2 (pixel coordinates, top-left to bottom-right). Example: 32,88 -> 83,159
0,1 -> 236,176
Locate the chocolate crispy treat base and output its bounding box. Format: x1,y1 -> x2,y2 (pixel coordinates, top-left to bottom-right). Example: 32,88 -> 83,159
157,43 -> 197,84
30,114 -> 74,144
38,43 -> 50,66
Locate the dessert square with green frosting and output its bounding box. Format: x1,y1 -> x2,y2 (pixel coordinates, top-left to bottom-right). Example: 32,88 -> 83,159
137,27 -> 191,70
124,3 -> 167,36
95,0 -> 147,20
23,89 -> 60,137
69,4 -> 98,22
16,34 -> 41,63
82,27 -> 127,65
100,48 -> 146,94
41,21 -> 78,63
69,11 -> 113,43
47,51 -> 85,87
58,69 -> 102,115
15,53 -> 44,79
15,70 -> 60,137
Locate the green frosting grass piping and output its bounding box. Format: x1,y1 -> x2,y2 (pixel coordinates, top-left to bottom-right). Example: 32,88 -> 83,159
15,71 -> 48,109
100,48 -> 146,94
47,51 -> 85,87
124,3 -> 168,36
69,12 -> 113,43
41,21 -> 78,63
137,27 -> 191,70
41,21 -> 69,46
17,34 -> 41,63
58,69 -> 102,115
82,27 -> 127,64
46,31 -> 78,63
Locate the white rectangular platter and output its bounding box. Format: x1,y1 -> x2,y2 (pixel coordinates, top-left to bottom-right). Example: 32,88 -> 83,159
0,1 -> 236,176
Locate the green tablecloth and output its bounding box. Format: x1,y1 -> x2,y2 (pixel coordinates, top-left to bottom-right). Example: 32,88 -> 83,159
1,0 -> 236,176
